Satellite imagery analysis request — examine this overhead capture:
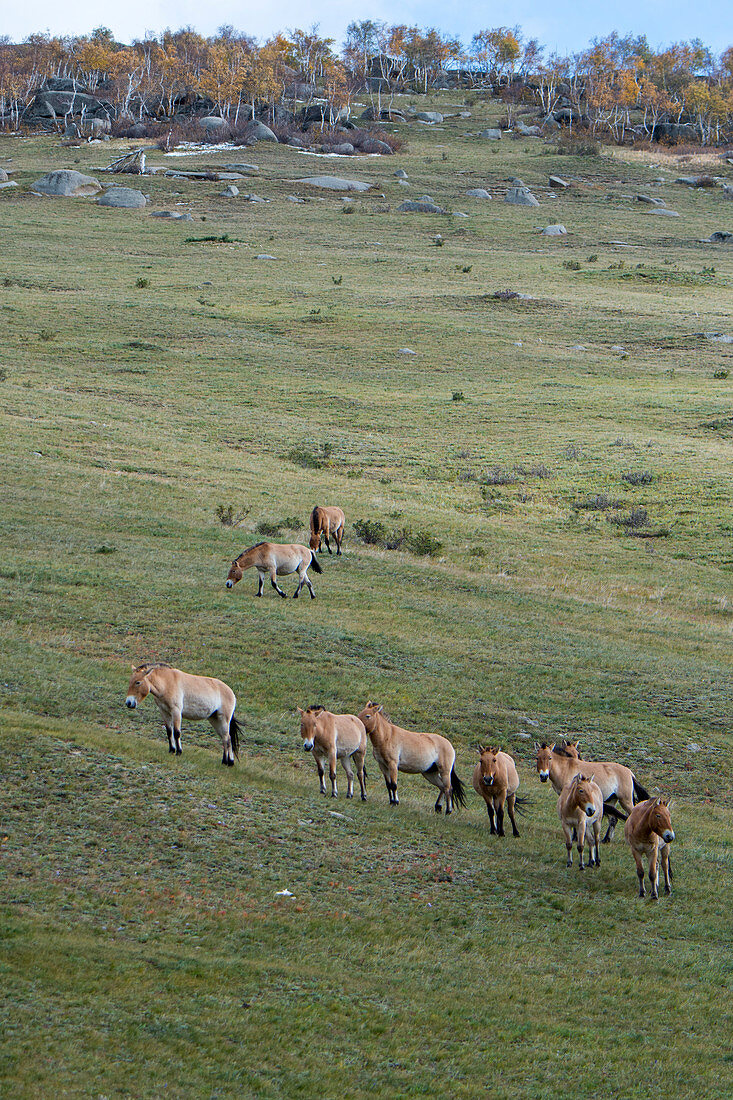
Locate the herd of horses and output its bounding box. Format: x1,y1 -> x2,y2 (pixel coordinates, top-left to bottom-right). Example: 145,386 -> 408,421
125,504 -> 677,902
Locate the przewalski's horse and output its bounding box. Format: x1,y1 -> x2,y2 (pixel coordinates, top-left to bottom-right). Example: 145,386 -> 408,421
357,702 -> 466,814
624,797 -> 675,899
535,741 -> 647,842
297,705 -> 367,800
125,664 -> 242,765
309,506 -> 345,556
472,747 -> 521,837
226,542 -> 322,599
557,773 -> 604,870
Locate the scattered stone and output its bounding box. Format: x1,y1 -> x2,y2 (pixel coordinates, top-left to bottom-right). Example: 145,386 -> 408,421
398,348 -> 417,355
242,193 -> 267,202
150,210 -> 192,220
466,188 -> 491,198
97,187 -> 147,208
505,184 -> 539,206
710,231 -> 733,243
330,143 -> 354,155
223,163 -> 259,174
360,138 -> 393,155
611,345 -> 626,352
479,128 -> 502,140
394,169 -> 408,179
415,111 -> 443,123
256,254 -> 277,260
549,175 -> 568,189
0,168 -> 8,182
724,185 -> 733,201
0,180 -> 18,190
637,194 -> 666,206
451,212 -> 469,217
571,345 -> 587,351
287,195 -> 306,203
199,116 -> 228,133
399,179 -> 410,187
647,208 -> 680,216
542,224 -> 567,235
398,200 -> 446,214
675,176 -> 698,185
687,743 -> 701,753
220,184 -> 239,197
294,176 -> 371,192
515,122 -> 542,136
244,121 -> 277,143
32,169 -> 101,197
705,333 -> 733,343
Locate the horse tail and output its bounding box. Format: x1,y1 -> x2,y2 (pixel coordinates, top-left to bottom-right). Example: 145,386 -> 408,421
632,777 -> 649,803
450,768 -> 467,809
603,800 -> 627,821
229,715 -> 243,759
310,553 -> 323,574
513,795 -> 531,816
310,506 -> 320,535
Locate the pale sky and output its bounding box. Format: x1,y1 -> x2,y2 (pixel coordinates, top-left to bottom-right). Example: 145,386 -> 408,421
4,0 -> 730,56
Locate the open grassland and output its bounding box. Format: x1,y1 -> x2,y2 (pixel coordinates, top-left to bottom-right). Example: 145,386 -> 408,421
2,96 -> 733,1098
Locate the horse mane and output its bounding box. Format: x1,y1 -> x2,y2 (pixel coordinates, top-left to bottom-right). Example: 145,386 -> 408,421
306,704 -> 325,714
136,661 -> 171,674
552,741 -> 574,758
236,542 -> 267,559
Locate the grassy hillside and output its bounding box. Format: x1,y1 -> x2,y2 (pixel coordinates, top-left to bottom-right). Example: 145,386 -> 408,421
1,96 -> 733,1097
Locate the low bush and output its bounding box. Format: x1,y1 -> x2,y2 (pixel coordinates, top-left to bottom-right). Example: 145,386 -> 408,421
215,504 -> 251,527
483,467 -> 517,486
555,132 -> 601,156
622,470 -> 653,486
353,520 -> 442,556
353,519 -> 388,545
574,494 -> 618,511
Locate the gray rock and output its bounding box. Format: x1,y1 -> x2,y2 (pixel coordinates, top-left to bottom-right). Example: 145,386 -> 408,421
542,224 -> 567,235
466,188 -> 491,198
199,116 -> 228,133
359,138 -> 393,154
223,163 -> 259,174
294,176 -> 371,191
724,184 -> 733,200
505,185 -> 539,207
32,169 -> 101,197
675,176 -> 698,186
89,118 -> 110,135
415,111 -> 443,123
0,168 -> 8,181
637,194 -> 666,205
647,208 -> 680,216
220,184 -> 239,197
286,135 -> 307,148
394,169 -> 408,179
398,200 -> 446,214
242,193 -> 266,202
330,143 -> 354,155
704,332 -> 733,343
479,128 -> 502,140
515,123 -> 542,136
97,187 -> 147,208
710,231 -> 733,242
549,175 -> 568,189
256,254 -> 277,260
150,210 -> 192,220
64,122 -> 80,138
287,195 -> 306,203
0,180 -> 18,190
244,121 -> 277,143
399,179 -> 410,187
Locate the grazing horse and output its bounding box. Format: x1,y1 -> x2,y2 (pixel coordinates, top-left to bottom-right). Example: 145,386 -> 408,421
226,542 -> 322,599
125,664 -> 241,765
297,705 -> 367,800
557,773 -> 604,869
357,702 -> 466,813
472,747 -> 521,837
624,797 -> 675,899
310,506 -> 345,556
535,741 -> 647,842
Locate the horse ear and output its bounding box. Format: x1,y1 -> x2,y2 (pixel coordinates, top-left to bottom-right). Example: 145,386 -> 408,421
376,704 -> 384,713
296,706 -> 304,715
589,773 -> 595,783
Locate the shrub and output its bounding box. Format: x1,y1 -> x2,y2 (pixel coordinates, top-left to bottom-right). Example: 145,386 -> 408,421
256,520 -> 284,538
282,516 -> 302,530
563,260 -> 581,272
610,506 -> 649,529
574,494 -> 618,511
215,504 -> 251,527
404,530 -> 442,556
515,464 -> 552,479
555,132 -> 600,156
286,442 -> 332,470
353,519 -> 388,545
622,470 -> 653,486
483,467 -> 517,486
714,369 -> 729,380
135,277 -> 149,288
564,443 -> 582,460
452,391 -> 465,401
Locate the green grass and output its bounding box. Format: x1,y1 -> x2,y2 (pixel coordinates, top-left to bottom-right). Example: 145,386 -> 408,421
1,97 -> 733,1097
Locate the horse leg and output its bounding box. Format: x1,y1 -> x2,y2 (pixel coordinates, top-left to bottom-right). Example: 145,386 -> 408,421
342,755 -> 354,799
315,754 -> 327,795
335,526 -> 343,555
661,846 -> 672,895
211,714 -> 234,766
355,750 -> 367,801
328,749 -> 338,798
170,709 -> 183,755
386,761 -> 399,805
495,802 -> 505,837
563,823 -> 573,866
577,818 -> 587,870
270,570 -> 287,598
633,849 -> 646,897
164,723 -> 176,754
486,803 -> 496,834
256,571 -> 265,597
434,789 -> 444,814
293,571 -> 304,598
507,793 -> 520,837
649,847 -> 659,900
602,794 -> 619,843
303,570 -> 316,599
590,820 -> 600,867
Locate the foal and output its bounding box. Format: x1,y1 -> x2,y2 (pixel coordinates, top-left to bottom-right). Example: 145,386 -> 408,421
357,702 -> 466,813
624,797 -> 675,899
125,664 -> 241,765
297,705 -> 367,800
472,747 -> 521,837
557,773 -> 603,870
309,506 -> 345,556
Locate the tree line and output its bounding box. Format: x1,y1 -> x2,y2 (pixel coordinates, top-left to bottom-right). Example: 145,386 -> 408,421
1,22 -> 732,143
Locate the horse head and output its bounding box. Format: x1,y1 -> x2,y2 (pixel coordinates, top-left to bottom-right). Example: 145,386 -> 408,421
477,745 -> 501,788
226,559 -> 244,588
571,773 -> 597,817
357,701 -> 383,733
125,664 -> 151,708
648,797 -> 675,844
534,741 -> 553,782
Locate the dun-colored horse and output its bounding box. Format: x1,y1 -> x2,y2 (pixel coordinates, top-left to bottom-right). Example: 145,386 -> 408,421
357,702 -> 466,813
226,542 -> 322,599
557,773 -> 604,869
310,506 -> 345,556
535,741 -> 648,842
297,705 -> 367,799
624,797 -> 675,899
125,663 -> 241,765
472,747 -> 521,837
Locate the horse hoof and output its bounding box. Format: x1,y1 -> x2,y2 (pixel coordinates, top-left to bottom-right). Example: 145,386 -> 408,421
169,747 -> 176,754
435,806 -> 442,814
292,592 -> 299,599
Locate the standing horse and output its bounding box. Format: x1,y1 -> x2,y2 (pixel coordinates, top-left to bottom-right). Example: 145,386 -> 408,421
472,746 -> 521,837
624,797 -> 675,899
297,705 -> 367,799
557,773 -> 604,870
357,702 -> 466,813
125,664 -> 241,765
310,506 -> 345,556
535,741 -> 647,842
226,542 -> 322,599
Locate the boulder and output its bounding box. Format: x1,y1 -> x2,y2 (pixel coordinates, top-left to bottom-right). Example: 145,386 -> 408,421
294,176 -> 371,191
199,116 -> 228,133
515,123 -> 542,136
0,168 -> 9,181
223,163 -> 259,173
479,128 -> 502,140
360,107 -> 406,122
646,208 -> 680,216
32,169 -> 101,197
710,231 -> 733,242
394,169 -> 408,179
220,184 -> 239,197
286,135 -> 307,148
675,176 -> 698,186
97,187 -> 147,208
0,181 -> 18,190
398,200 -> 446,214
330,143 -> 354,155
244,121 -> 277,143
150,210 -> 192,220
360,138 -> 393,154
466,188 -> 491,198
723,185 -> 733,201
505,185 -> 539,206
637,194 -> 665,205
89,118 -> 111,135
242,193 -> 266,202
64,122 -> 80,138
549,175 -> 568,189
23,89 -> 114,122
415,111 -> 443,123
542,224 -> 567,235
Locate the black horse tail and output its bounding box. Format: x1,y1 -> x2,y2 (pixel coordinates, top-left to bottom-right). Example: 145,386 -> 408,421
229,715 -> 243,759
310,554 -> 323,574
633,777 -> 649,803
513,795 -> 531,816
310,506 -> 319,533
603,800 -> 627,821
450,768 -> 467,809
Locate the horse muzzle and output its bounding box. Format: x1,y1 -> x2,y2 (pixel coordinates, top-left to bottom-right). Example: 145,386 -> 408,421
539,772 -> 549,783
125,697 -> 137,709
303,741 -> 314,752
482,777 -> 494,787
226,580 -> 233,589
585,805 -> 595,817
663,830 -> 675,843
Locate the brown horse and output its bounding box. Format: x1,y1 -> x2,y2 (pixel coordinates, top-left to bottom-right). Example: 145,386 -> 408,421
535,741 -> 647,842
624,797 -> 675,899
309,506 -> 345,555
357,702 -> 466,813
125,663 -> 241,765
297,705 -> 367,799
557,773 -> 603,869
226,541 -> 322,599
472,747 -> 521,837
